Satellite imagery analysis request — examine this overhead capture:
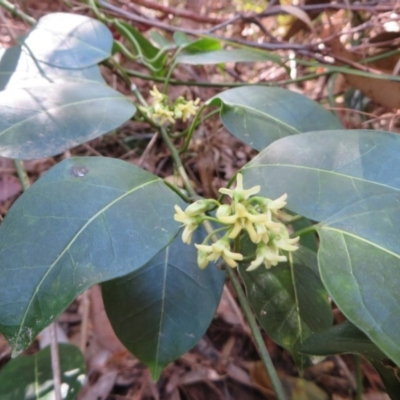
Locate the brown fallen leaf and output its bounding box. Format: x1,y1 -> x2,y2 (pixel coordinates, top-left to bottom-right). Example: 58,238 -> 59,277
0,175 -> 21,202
327,36 -> 400,109
90,285 -> 127,354
250,360 -> 329,400
283,0 -> 331,40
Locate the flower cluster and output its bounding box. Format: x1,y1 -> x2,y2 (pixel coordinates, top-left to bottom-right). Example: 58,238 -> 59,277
173,174 -> 299,271
141,86 -> 200,125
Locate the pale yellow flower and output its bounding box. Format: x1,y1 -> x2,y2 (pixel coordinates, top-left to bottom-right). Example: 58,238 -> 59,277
185,199 -> 212,217
149,85 -> 166,102
216,204 -> 232,219
219,174 -> 260,202
195,239 -> 243,268
272,227 -> 300,252
174,98 -> 200,122
246,242 -> 288,271
174,205 -> 199,244
217,203 -> 266,242
264,193 -> 293,222
153,105 -> 175,125
197,249 -> 209,269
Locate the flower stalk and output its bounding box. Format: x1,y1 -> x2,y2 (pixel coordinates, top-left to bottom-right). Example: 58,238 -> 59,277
143,83 -> 288,400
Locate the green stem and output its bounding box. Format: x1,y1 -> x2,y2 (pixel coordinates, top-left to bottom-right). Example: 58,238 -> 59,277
180,104 -> 208,154
225,267 -> 286,400
202,226 -> 230,244
217,172 -> 238,203
14,160 -> 30,191
163,180 -> 191,203
177,108 -> 220,145
104,59 -> 133,88
125,68 -> 329,87
161,126 -> 197,199
291,224 -> 316,238
155,107 -> 285,399
87,0 -> 109,23
0,0 -> 35,25
131,83 -> 148,107
130,85 -> 197,198
201,220 -> 285,399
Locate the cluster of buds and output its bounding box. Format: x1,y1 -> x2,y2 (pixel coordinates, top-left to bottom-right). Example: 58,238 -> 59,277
173,174 -> 299,271
140,86 -> 200,125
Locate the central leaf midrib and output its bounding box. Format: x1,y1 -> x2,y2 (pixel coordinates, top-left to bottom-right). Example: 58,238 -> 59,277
154,246 -> 169,376
245,163 -> 400,192
17,177 -> 158,342
289,253 -> 304,359
319,226 -> 400,259
223,103 -> 301,135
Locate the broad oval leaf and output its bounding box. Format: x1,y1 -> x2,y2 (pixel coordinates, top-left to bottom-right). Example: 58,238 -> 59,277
0,344 -> 85,400
102,230 -> 225,381
0,82 -> 135,159
21,13 -> 113,68
301,322 -> 400,399
207,86 -> 342,150
239,247 -> 332,369
0,45 -> 105,91
0,157 -> 182,355
242,129 -> 400,366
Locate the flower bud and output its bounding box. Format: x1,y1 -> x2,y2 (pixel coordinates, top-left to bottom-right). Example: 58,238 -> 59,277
197,250 -> 209,269
185,199 -> 213,217
216,204 -> 232,219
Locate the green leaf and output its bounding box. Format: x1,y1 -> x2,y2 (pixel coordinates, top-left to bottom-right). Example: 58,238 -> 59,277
242,129 -> 400,366
177,48 -> 280,66
173,32 -> 193,47
21,13 -> 113,68
301,322 -> 400,399
0,45 -> 105,90
239,248 -> 332,369
102,230 -> 225,381
0,157 -> 182,355
0,81 -> 135,159
177,37 -> 222,53
149,31 -> 173,50
0,344 -> 85,400
114,21 -> 166,72
207,86 -> 342,150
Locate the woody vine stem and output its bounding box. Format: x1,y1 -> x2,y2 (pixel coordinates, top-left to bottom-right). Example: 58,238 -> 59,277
131,85 -> 287,399
166,132 -> 287,400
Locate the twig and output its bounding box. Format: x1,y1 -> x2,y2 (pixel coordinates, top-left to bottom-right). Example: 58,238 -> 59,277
97,0 -> 311,51
14,160 -> 30,191
49,323 -> 62,400
138,132 -> 159,167
116,0 -> 225,24
79,290 -> 90,353
225,266 -> 287,400
125,67 -> 330,87
259,2 -> 398,15
0,0 -> 35,25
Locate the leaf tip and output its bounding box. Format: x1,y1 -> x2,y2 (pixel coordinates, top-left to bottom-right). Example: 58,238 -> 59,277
149,365 -> 163,382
